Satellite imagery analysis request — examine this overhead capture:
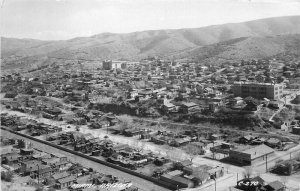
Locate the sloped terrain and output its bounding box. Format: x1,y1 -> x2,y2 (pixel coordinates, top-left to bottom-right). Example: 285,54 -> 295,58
172,34 -> 300,63
1,15 -> 300,70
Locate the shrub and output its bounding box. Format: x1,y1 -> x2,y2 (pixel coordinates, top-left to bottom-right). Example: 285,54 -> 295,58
1,171 -> 13,182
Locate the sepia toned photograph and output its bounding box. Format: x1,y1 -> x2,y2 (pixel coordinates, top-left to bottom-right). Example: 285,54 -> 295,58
1,0 -> 300,191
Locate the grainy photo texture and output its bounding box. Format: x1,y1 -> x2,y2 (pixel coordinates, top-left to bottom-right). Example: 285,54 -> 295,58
1,0 -> 300,191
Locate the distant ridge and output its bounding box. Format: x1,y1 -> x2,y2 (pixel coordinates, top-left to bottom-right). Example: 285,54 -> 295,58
1,15 -> 300,70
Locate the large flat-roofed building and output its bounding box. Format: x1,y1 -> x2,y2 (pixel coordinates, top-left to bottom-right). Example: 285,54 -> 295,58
102,60 -> 127,70
232,82 -> 284,100
126,61 -> 140,68
228,144 -> 274,165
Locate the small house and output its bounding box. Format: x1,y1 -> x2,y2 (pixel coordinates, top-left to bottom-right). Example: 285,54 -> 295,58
55,175 -> 76,189
264,181 -> 285,191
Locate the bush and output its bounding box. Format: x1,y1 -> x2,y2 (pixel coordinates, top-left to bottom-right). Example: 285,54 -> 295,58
35,187 -> 43,191
1,171 -> 13,182
150,122 -> 157,126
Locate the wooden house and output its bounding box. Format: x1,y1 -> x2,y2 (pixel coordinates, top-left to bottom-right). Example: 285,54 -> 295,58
55,175 -> 76,189
1,153 -> 21,165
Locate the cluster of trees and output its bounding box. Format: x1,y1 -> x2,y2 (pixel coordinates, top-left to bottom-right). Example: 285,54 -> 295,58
172,112 -> 265,130
90,99 -> 161,118
1,171 -> 13,182
166,144 -> 203,162
118,115 -> 133,131
182,144 -> 203,162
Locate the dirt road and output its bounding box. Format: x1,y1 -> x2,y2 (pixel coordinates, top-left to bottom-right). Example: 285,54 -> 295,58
1,130 -> 170,191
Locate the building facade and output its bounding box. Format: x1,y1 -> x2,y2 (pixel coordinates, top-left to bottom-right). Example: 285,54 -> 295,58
102,60 -> 127,70
232,82 -> 283,100
228,144 -> 274,165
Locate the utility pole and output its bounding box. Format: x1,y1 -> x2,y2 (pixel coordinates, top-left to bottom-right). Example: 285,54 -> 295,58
265,154 -> 268,173
214,176 -> 217,191
106,122 -> 109,134
212,141 -> 215,160
236,173 -> 239,185
284,96 -> 287,105
37,164 -> 40,185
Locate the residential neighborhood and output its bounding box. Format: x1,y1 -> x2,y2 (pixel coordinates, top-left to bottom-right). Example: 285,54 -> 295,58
1,56 -> 300,191
2,2 -> 300,191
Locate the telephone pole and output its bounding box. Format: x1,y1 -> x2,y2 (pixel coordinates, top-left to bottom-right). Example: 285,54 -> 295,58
213,173 -> 217,191
212,141 -> 215,160
214,178 -> 216,191
265,154 -> 268,172
37,164 -> 40,185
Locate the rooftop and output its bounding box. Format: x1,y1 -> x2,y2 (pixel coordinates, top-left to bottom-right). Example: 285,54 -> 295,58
240,144 -> 274,160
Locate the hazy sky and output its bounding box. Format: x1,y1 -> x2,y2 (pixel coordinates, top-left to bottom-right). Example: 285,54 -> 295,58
1,0 -> 300,40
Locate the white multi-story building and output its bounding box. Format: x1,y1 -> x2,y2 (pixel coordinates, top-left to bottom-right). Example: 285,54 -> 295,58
232,82 -> 284,100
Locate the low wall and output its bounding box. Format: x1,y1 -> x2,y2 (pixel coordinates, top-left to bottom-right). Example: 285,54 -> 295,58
1,127 -> 176,190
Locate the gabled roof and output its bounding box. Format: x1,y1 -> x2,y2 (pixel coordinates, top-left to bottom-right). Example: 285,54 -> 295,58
112,144 -> 130,151
181,160 -> 193,167
53,160 -> 69,167
57,175 -> 76,184
167,170 -> 184,176
266,138 -> 281,144
181,102 -> 198,107
164,102 -> 175,108
251,176 -> 265,184
266,180 -> 284,190
1,152 -> 21,160
241,135 -> 255,141
52,171 -> 70,180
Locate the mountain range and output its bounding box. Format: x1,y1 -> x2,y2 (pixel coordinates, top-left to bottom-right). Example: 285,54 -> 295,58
1,15 -> 300,71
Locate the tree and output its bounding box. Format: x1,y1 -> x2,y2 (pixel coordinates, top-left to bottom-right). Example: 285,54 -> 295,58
277,108 -> 295,122
1,171 -> 13,182
44,177 -> 55,185
166,149 -> 186,162
281,176 -> 288,188
48,188 -> 56,191
27,142 -> 34,149
287,163 -> 293,175
192,170 -> 209,186
118,115 -> 133,131
183,144 -> 201,162
243,166 -> 253,179
17,139 -> 26,148
135,140 -> 146,152
35,187 -> 43,191
172,161 -> 184,170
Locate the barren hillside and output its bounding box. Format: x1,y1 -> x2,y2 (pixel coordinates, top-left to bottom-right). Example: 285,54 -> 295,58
1,15 -> 300,71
